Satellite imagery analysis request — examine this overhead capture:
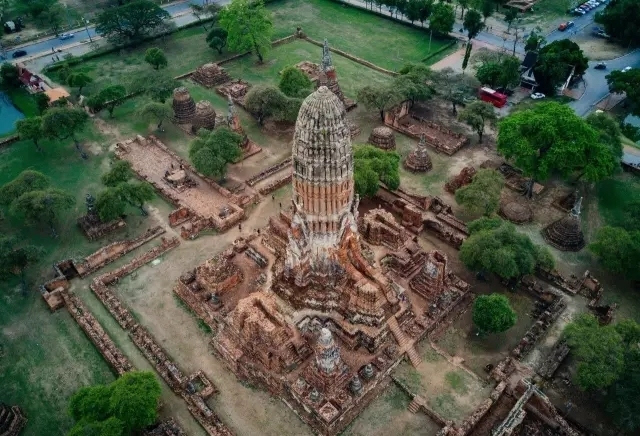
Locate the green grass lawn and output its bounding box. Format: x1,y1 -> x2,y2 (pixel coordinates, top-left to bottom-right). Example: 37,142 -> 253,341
222,39 -> 393,98
5,87 -> 40,118
270,0 -> 454,70
596,174 -> 640,231
49,0 -> 454,95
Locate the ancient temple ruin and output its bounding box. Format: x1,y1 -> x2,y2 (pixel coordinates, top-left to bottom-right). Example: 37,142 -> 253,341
404,134 -> 433,172
542,197 -> 585,251
175,86 -> 471,435
368,126 -> 396,150
0,404 -> 26,436
191,100 -> 216,133
191,63 -> 231,88
172,87 -> 196,124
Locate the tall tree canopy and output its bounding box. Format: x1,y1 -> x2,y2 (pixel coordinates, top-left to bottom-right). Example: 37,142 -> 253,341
95,0 -> 170,45
353,145 -> 400,198
144,47 -> 168,70
460,217 -> 554,279
458,100 -> 497,144
138,102 -> 173,130
11,189 -> 75,236
206,27 -> 228,54
497,102 -> 617,185
606,68 -> 640,116
219,0 -> 273,63
432,67 -> 479,115
429,3 -> 455,35
68,371 -> 161,436
474,54 -> 521,90
87,85 -> 128,117
0,236 -> 42,293
16,117 -> 44,152
244,86 -> 300,124
189,128 -> 243,179
67,72 -> 93,96
357,86 -> 403,122
463,9 -> 483,41
534,39 -> 589,94
589,226 -> 640,280
278,66 -> 312,99
455,168 -> 504,216
0,170 -> 50,206
595,0 -> 640,47
41,107 -> 89,144
473,293 -> 517,334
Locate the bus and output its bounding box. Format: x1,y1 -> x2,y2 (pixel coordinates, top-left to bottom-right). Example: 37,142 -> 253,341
478,87 -> 508,108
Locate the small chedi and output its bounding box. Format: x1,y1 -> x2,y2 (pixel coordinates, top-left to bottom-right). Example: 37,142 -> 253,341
191,100 -> 216,133
174,86 -> 470,435
500,201 -> 533,224
172,87 -> 196,124
542,197 -> 585,251
368,126 -> 396,150
191,63 -> 231,88
404,134 -> 433,172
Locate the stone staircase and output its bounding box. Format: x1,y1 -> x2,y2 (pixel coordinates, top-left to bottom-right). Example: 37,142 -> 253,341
387,316 -> 422,367
407,397 -> 421,414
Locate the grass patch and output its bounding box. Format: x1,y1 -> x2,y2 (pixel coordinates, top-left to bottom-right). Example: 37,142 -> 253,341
596,175 -> 640,231
6,87 -> 40,118
383,384 -> 411,410
429,393 -> 460,419
445,371 -> 469,395
271,0 -> 454,70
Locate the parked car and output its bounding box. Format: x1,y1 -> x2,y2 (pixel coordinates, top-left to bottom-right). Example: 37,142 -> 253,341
594,62 -> 607,70
59,32 -> 74,40
559,22 -> 569,31
622,66 -> 633,73
531,92 -> 546,100
11,49 -> 26,58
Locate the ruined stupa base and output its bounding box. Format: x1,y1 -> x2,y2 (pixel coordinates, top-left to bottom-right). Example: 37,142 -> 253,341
368,126 -> 396,150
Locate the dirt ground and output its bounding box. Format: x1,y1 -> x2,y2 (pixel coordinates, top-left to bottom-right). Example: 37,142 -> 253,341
574,36 -> 629,61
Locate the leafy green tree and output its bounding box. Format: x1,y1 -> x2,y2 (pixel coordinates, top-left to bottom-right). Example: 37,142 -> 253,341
457,0 -> 470,19
357,85 -> 403,122
460,217 -> 554,278
34,93 -> 51,115
10,188 -> 75,236
0,170 -> 50,206
475,54 -> 521,89
102,161 -> 133,187
472,294 -> 516,334
524,28 -> 545,52
504,8 -> 518,32
586,112 -> 623,160
480,0 -> 493,22
497,103 -> 617,191
39,3 -> 65,37
589,226 -> 640,279
244,86 -> 289,125
432,67 -> 480,115
68,371 -> 161,436
418,0 -> 434,25
128,72 -> 179,104
353,145 -> 400,198
16,117 -> 44,152
429,3 -> 455,35
405,0 -> 422,23
278,66 -> 312,99
41,107 -> 89,144
455,168 -> 503,216
95,0 -> 170,45
595,0 -> 640,47
138,101 -> 173,130
189,128 -> 243,179
191,2 -> 220,30
463,9 -> 483,41
66,72 -> 93,96
116,182 -> 154,216
458,100 -> 496,144
219,0 -> 273,63
394,63 -> 433,104
96,187 -> 127,222
206,27 -> 228,54
606,68 -> 640,116
0,236 -> 42,293
0,62 -> 20,88
89,85 -> 128,117
534,39 -> 589,94
564,314 -> 625,391
606,347 -> 640,432
144,47 -> 168,70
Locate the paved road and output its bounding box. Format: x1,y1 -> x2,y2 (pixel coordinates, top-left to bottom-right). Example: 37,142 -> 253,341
0,0 -> 210,60
5,0 -> 640,117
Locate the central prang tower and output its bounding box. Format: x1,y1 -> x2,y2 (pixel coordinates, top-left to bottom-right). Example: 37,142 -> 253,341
284,86 -> 359,287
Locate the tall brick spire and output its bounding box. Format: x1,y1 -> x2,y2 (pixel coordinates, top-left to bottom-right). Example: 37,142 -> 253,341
285,86 -> 359,286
